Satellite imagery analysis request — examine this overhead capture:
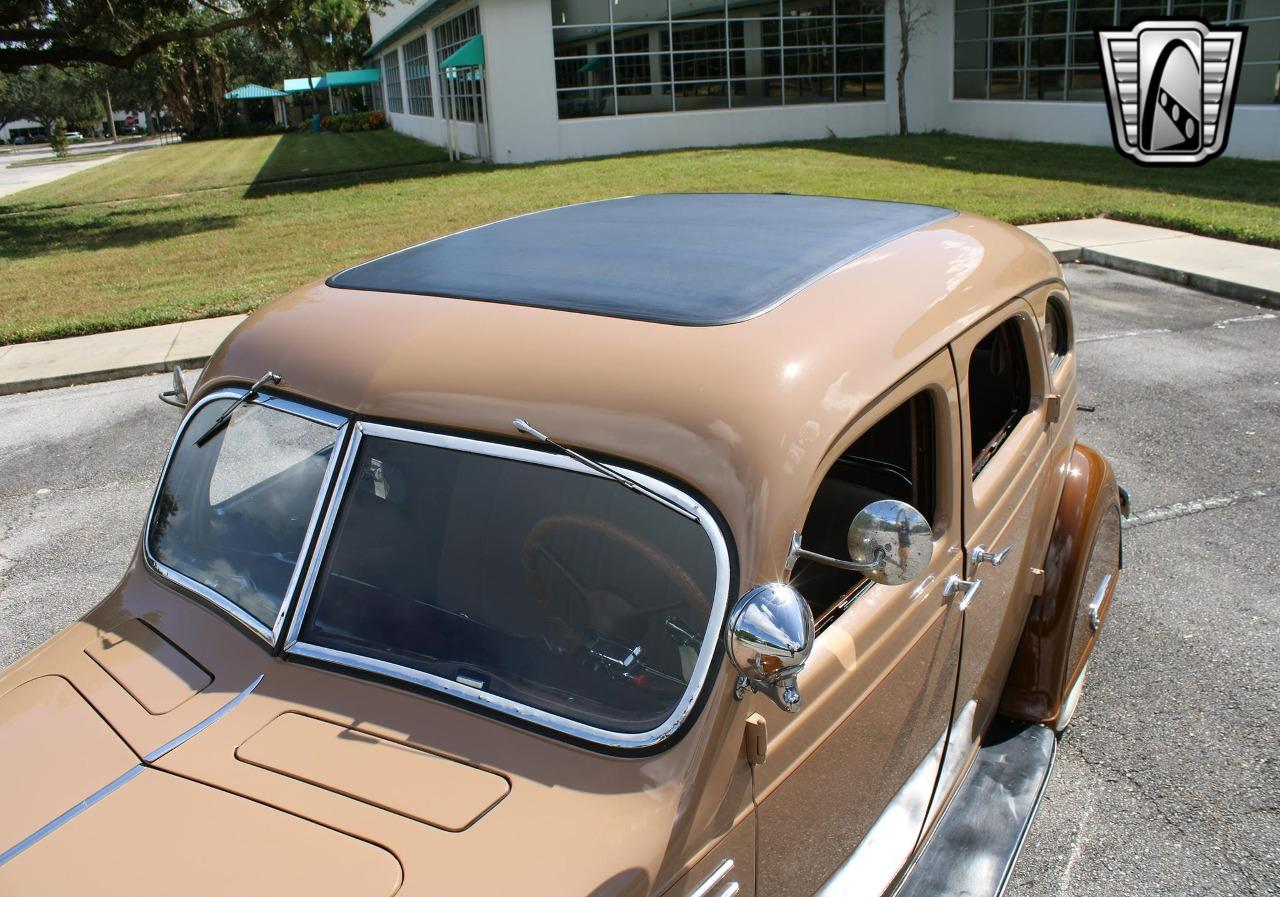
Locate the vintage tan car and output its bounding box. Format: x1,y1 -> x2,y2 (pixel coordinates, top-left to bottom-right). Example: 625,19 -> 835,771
0,194 -> 1122,897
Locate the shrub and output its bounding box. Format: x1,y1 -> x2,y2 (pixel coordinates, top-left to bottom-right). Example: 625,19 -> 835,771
321,111 -> 389,133
49,118 -> 68,157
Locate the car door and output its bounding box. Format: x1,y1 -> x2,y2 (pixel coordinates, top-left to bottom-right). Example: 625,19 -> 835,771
753,350 -> 964,897
936,300 -> 1057,799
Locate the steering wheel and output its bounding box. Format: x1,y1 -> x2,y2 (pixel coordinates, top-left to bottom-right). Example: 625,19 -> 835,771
521,514 -> 709,652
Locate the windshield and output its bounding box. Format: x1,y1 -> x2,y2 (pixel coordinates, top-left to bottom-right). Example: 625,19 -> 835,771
147,394 -> 343,637
292,425 -> 725,741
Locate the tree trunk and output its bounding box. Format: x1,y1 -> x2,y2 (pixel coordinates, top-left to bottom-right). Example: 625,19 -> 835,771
897,1 -> 909,136
105,88 -> 118,140
295,32 -> 316,121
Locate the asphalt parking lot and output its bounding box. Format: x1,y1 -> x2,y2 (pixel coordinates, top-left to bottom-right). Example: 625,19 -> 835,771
0,264 -> 1276,895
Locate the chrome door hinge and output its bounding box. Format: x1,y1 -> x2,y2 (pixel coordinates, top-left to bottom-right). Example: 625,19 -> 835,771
1029,567 -> 1046,597
745,712 -> 768,766
1045,394 -> 1063,424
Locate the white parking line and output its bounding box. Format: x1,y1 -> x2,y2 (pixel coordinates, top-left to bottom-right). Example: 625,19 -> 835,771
1123,484 -> 1280,528
1078,328 -> 1172,343
1213,312 -> 1277,328
1080,311 -> 1276,344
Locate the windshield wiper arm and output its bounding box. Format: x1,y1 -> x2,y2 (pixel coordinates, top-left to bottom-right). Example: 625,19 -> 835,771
512,418 -> 698,521
195,371 -> 281,447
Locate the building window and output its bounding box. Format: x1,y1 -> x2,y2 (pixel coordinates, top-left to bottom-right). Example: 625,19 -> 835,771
551,0 -> 885,118
404,35 -> 434,116
368,63 -> 384,111
383,49 -> 405,114
955,0 -> 1280,104
435,8 -> 484,122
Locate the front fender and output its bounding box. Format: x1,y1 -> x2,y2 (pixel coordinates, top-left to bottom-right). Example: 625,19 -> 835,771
1000,443 -> 1122,727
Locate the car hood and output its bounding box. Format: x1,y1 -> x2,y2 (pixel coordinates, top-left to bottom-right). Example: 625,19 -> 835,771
0,675 -> 403,897
0,578 -> 746,897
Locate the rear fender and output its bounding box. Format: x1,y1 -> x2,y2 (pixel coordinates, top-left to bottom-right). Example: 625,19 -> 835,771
1000,443 -> 1122,727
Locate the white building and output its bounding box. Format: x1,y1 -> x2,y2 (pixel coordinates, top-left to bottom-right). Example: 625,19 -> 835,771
365,0 -> 1280,163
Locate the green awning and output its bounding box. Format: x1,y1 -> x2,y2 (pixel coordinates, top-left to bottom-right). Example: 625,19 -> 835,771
283,76 -> 325,93
579,57 -> 608,74
323,68 -> 382,87
441,35 -> 484,70
225,83 -> 288,100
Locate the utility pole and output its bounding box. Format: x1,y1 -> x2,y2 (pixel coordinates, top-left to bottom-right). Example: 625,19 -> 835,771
105,87 -> 118,140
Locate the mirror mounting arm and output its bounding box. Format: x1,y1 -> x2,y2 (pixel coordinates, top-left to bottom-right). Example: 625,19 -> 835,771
785,532 -> 885,575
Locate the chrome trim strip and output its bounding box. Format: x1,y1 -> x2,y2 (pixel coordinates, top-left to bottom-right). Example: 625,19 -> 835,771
142,388 -> 348,646
142,674 -> 265,762
284,420 -> 733,750
0,765 -> 143,867
689,859 -> 735,897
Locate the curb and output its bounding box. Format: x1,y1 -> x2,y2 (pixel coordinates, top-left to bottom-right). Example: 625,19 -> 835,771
0,353 -> 212,398
1046,246 -> 1280,310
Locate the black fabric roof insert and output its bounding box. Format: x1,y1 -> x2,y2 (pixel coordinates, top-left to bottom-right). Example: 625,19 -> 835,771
327,194 -> 956,326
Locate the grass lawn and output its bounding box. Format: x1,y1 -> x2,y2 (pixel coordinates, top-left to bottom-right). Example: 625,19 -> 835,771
1,130 -> 1276,345
3,130 -> 448,207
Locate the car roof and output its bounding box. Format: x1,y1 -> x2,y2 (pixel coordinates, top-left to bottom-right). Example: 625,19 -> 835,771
201,203 -> 1060,577
326,194 -> 956,326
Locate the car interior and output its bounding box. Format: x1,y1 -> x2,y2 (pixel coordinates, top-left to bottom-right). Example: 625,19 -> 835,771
790,392 -> 937,629
301,437 -> 719,734
968,318 -> 1032,476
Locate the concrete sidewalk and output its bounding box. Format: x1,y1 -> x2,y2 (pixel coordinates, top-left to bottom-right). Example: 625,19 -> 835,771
0,316 -> 245,396
1,218 -> 1276,395
1022,218 -> 1280,308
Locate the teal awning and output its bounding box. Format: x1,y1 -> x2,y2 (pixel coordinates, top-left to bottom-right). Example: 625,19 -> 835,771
323,68 -> 382,87
225,83 -> 288,100
579,57 -> 608,74
283,76 -> 325,93
441,35 -> 484,70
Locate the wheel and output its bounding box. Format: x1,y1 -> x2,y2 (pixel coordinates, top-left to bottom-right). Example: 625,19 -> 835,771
1055,661 -> 1088,733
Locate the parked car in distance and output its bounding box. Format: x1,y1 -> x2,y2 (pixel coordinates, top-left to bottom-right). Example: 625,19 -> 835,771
0,194 -> 1122,897
64,131 -> 84,141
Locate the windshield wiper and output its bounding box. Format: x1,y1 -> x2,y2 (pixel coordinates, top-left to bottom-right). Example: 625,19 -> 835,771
195,371 -> 281,447
512,418 -> 698,521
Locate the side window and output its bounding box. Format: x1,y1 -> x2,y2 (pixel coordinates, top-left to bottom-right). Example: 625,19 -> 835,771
791,393 -> 936,626
1043,295 -> 1072,372
968,318 -> 1031,477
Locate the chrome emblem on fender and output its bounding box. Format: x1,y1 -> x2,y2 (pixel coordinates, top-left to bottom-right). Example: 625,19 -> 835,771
1097,19 -> 1246,166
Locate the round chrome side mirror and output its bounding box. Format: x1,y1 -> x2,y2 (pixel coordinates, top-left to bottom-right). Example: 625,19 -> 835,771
726,583 -> 814,713
847,499 -> 933,587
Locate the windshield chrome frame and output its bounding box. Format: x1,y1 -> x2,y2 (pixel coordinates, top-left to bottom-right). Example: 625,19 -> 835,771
143,387 -> 349,646
283,420 -> 733,751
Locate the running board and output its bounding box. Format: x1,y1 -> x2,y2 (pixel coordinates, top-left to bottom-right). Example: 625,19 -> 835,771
894,720 -> 1057,897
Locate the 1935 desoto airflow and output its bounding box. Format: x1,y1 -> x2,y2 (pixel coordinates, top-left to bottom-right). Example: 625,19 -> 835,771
0,195 -> 1122,897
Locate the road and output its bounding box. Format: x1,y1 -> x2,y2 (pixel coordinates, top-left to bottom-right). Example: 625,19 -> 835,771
0,265 -> 1276,895
0,137 -> 168,199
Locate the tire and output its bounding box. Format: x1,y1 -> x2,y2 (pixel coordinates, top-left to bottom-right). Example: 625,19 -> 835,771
1055,662 -> 1088,733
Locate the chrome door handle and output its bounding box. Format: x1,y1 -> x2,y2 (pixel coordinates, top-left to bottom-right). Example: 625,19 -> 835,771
944,575 -> 982,611
970,544 -> 1011,568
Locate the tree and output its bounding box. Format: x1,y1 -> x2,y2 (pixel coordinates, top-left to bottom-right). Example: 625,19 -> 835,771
1,0 -> 295,72
892,0 -> 933,137
48,116 -> 67,155
0,0 -> 385,74
5,66 -> 103,136
0,70 -> 36,133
